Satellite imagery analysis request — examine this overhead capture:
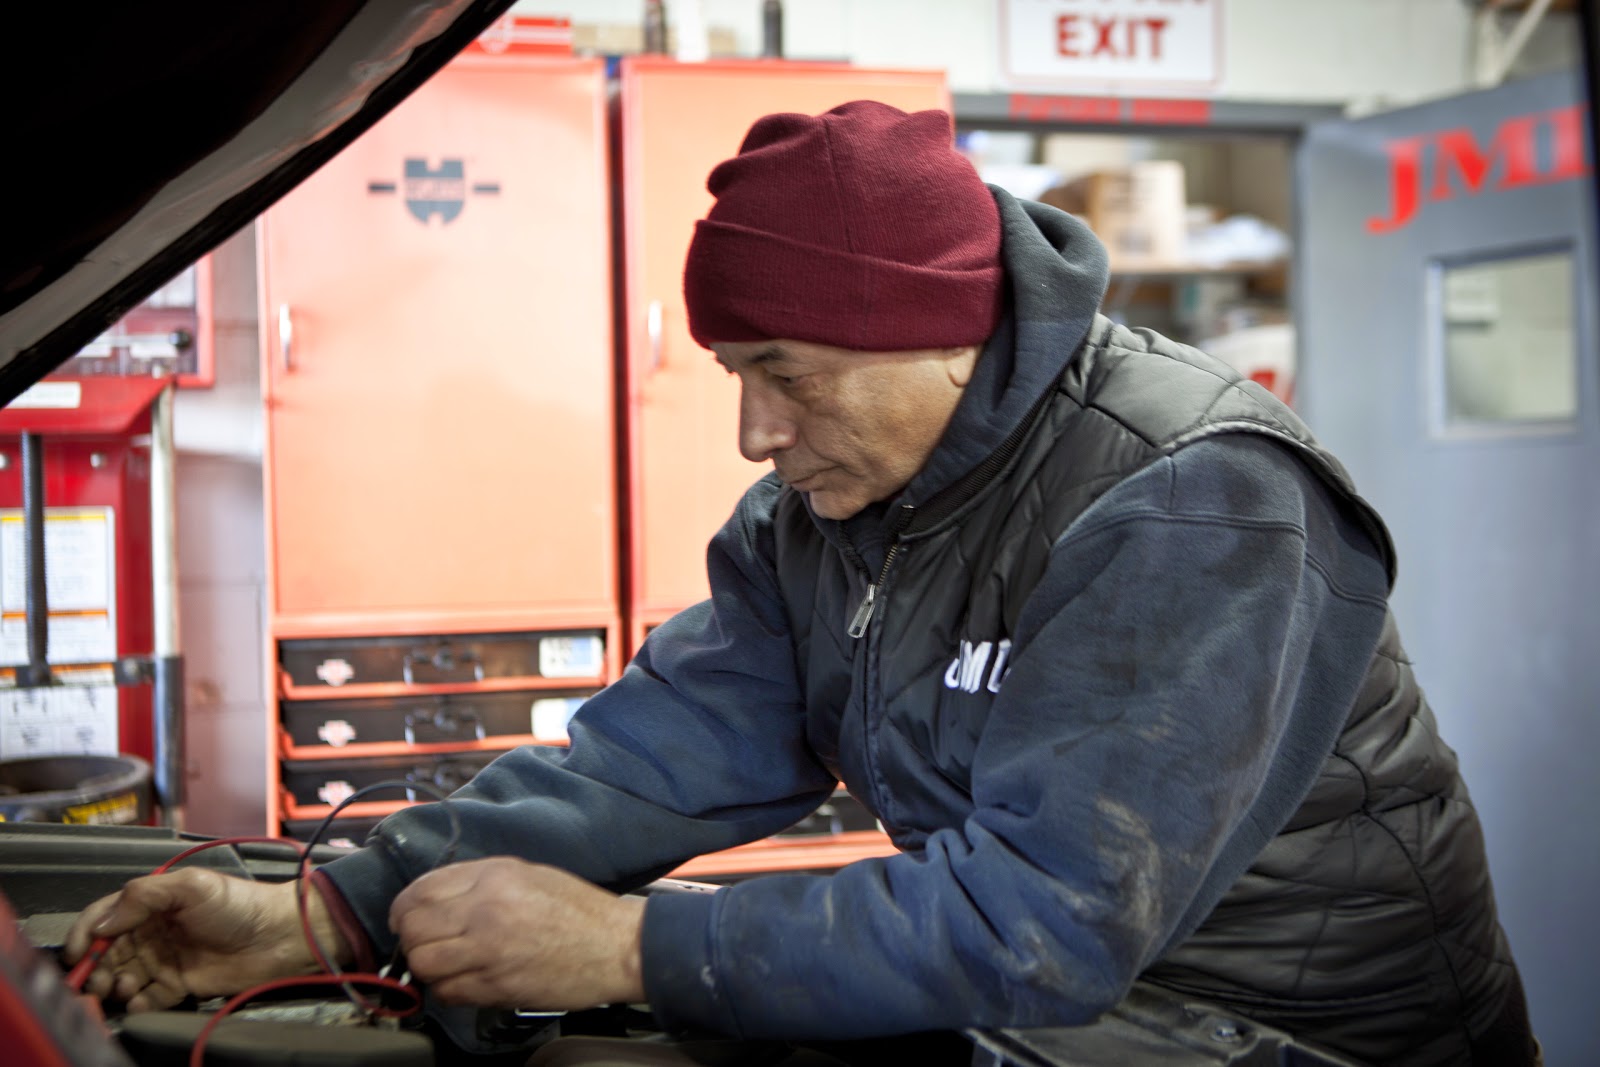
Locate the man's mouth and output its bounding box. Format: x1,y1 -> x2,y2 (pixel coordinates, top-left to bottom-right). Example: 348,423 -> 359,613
782,469 -> 826,491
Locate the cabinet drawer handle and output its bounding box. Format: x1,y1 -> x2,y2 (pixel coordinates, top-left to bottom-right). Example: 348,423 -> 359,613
278,303 -> 294,372
647,299 -> 663,372
402,646 -> 485,686
403,708 -> 487,745
406,759 -> 475,800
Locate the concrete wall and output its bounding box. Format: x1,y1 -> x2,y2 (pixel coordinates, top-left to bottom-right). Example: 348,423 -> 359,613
172,227 -> 268,836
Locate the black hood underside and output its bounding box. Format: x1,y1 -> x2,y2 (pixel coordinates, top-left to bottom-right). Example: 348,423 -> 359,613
0,0 -> 515,402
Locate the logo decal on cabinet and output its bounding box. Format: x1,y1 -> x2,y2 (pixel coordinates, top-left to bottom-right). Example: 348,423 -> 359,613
366,158 -> 502,225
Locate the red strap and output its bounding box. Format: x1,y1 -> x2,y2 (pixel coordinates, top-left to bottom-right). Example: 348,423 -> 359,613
309,870 -> 377,973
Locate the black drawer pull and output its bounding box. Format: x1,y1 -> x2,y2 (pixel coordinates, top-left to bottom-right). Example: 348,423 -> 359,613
402,644 -> 485,685
403,708 -> 487,745
405,759 -> 478,800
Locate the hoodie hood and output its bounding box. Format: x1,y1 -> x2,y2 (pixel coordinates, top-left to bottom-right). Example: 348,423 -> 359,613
902,187 -> 1110,505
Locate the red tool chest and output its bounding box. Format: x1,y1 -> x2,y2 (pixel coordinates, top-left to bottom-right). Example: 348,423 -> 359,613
616,57 -> 951,656
255,54 -> 619,838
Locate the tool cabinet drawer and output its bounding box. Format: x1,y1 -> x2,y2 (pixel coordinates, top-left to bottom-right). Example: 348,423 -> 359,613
280,690 -> 592,754
280,750 -> 511,809
279,629 -> 606,691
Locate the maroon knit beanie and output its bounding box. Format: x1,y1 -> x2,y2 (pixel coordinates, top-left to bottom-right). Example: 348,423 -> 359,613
683,100 -> 1003,351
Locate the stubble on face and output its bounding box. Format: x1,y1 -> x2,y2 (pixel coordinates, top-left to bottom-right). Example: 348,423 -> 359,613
716,339 -> 978,520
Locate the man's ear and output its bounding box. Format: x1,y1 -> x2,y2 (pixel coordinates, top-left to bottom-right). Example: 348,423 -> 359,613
944,345 -> 980,388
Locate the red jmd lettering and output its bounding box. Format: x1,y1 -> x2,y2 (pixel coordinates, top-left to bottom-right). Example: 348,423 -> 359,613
1428,116 -> 1541,201
1367,106 -> 1588,233
1366,135 -> 1427,234
1547,105 -> 1592,181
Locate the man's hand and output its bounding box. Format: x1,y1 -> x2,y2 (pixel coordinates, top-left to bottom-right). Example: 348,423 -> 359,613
390,857 -> 646,1010
62,870 -> 351,1012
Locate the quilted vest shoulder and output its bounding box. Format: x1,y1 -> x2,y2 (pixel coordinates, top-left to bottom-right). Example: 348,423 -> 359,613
1070,319 -> 1397,585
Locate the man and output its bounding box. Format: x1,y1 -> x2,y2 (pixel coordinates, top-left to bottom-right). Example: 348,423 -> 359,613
67,102 -> 1535,1066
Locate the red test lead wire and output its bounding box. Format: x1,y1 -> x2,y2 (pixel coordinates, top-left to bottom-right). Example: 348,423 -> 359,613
65,784 -> 458,1065
65,936 -> 112,991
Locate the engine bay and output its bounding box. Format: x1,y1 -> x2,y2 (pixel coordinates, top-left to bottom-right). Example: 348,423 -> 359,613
1,822 -> 1364,1067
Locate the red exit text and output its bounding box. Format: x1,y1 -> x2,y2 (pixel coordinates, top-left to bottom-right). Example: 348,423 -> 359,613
1057,13 -> 1170,60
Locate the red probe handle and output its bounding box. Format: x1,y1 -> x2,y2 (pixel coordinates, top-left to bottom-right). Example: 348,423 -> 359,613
66,935 -> 113,992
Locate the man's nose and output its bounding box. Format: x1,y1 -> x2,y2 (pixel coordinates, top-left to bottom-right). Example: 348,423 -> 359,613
739,384 -> 796,462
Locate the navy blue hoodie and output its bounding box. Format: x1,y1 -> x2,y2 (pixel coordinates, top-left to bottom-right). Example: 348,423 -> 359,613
322,191 -> 1390,1040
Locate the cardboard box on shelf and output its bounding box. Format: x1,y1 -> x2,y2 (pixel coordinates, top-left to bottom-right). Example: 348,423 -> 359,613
1040,161 -> 1187,268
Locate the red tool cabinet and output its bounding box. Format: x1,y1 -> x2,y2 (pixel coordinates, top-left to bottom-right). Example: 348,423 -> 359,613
616,57 -> 951,657
256,54 -> 619,839
0,381 -> 162,764
0,259 -> 212,773
615,58 -> 949,876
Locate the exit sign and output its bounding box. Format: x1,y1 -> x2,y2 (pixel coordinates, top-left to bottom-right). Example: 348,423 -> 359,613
1000,0 -> 1224,95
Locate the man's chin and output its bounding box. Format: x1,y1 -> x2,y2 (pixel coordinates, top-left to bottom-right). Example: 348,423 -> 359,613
805,489 -> 864,521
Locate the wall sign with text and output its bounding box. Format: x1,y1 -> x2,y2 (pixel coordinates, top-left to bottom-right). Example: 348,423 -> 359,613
1000,0 -> 1224,94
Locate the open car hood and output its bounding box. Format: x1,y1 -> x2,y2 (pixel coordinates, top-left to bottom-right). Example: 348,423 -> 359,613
0,0 -> 515,403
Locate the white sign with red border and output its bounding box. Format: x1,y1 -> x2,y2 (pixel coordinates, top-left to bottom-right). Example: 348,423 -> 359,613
0,508 -> 119,757
1000,0 -> 1224,95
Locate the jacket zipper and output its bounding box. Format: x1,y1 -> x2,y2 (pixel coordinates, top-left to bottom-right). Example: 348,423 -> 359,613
840,369 -> 1066,640
847,505 -> 915,639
